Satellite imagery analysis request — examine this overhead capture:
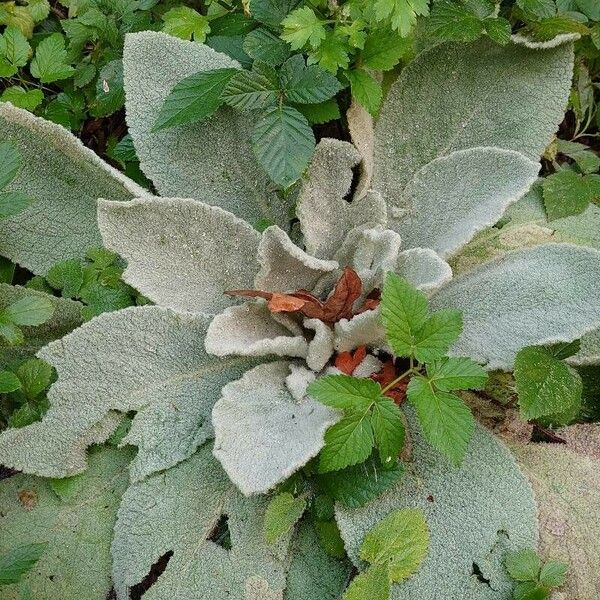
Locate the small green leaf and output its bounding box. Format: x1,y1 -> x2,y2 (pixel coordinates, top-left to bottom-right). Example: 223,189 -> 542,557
413,309 -> 463,363
279,55 -> 342,104
309,29 -> 350,72
361,27 -> 412,70
319,412 -> 374,473
92,59 -> 124,118
514,345 -> 582,421
263,492 -> 306,544
0,369 -> 21,393
250,0 -> 302,29
556,139 -> 600,175
252,104 -> 315,187
317,455 -> 404,508
29,33 -> 75,84
0,319 -> 24,345
0,142 -> 20,190
484,17 -> 511,45
46,259 -> 83,298
0,543 -> 47,584
0,192 -> 34,219
407,376 -> 475,465
0,86 -> 43,111
222,63 -> 280,110
307,374 -> 380,410
428,0 -> 484,42
4,296 -> 54,326
546,339 -> 581,360
542,170 -> 600,221
426,357 -> 488,391
153,68 -> 238,131
371,397 -> 405,466
539,560 -> 568,588
505,548 -> 541,582
381,272 -> 429,359
359,507 -> 429,582
346,69 -> 382,116
294,98 -> 340,124
16,358 -> 52,399
343,563 -> 389,600
314,519 -> 346,558
162,6 -> 210,42
280,6 -> 326,50
311,494 -> 334,521
7,397 -> 49,428
516,0 -> 556,20
0,26 -> 31,70
373,0 -> 430,36
243,28 -> 291,65
513,582 -> 548,600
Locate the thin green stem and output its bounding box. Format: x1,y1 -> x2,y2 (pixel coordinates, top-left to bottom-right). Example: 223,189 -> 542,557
381,367 -> 414,394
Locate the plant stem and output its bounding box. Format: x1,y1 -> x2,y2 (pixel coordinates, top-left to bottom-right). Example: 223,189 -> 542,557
381,367 -> 414,394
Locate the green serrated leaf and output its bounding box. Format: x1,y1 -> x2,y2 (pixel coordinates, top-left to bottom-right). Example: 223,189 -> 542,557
373,0 -> 430,36
359,507 -> 429,582
514,345 -> 582,421
319,411 -> 374,473
317,455 -> 404,508
222,63 -> 280,110
294,98 -> 340,124
428,0 -> 484,42
484,17 -> 511,45
0,86 -> 43,111
516,0 -> 557,20
0,26 -> 30,71
309,29 -> 350,72
0,318 -> 24,345
505,548 -> 541,582
307,374 -> 380,410
0,191 -> 34,219
542,170 -> 600,221
281,6 -> 326,50
46,259 -> 83,298
7,397 -> 48,428
371,397 -> 405,466
361,27 -> 412,70
153,68 -> 239,131
539,560 -> 568,588
279,55 -> 341,104
407,376 -> 475,465
29,33 -> 74,84
92,59 -> 124,118
343,562 -> 389,600
381,272 -> 429,359
314,519 -> 346,558
252,104 -> 315,187
346,69 -> 382,116
250,0 -> 302,29
3,296 -> 54,326
426,357 -> 488,391
243,27 -> 291,65
556,139 -> 600,175
0,369 -> 21,393
546,339 -> 581,360
413,309 -> 463,363
0,543 -> 47,585
263,492 -> 306,544
0,141 -> 20,190
16,358 -> 52,398
162,6 -> 210,42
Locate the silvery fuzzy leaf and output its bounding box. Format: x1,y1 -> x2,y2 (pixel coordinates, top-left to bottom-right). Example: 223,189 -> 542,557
394,148 -> 539,257
0,306 -> 258,480
334,309 -> 385,353
511,32 -> 581,49
304,318 -> 334,371
430,244 -> 600,371
335,406 -> 537,600
255,225 -> 338,292
567,327 -> 600,367
284,522 -> 351,600
123,32 -> 291,228
0,445 -> 134,600
296,138 -> 387,260
0,104 -> 146,275
205,302 -> 308,359
112,444 -> 289,600
285,364 -> 316,402
396,248 -> 452,293
346,100 -> 374,200
509,433 -> 600,599
0,283 -> 82,369
373,39 -> 573,216
212,361 -> 340,495
98,197 -> 260,314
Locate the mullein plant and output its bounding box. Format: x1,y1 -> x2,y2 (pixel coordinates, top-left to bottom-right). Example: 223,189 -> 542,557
0,30 -> 598,599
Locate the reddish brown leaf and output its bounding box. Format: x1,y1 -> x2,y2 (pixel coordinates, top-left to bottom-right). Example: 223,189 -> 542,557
371,360 -> 408,404
320,267 -> 362,321
335,345 -> 367,375
267,293 -> 308,313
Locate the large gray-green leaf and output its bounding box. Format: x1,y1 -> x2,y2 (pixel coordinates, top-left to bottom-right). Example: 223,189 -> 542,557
296,139 -> 386,260
123,31 -> 291,228
335,407 -> 537,599
568,327 -> 600,366
510,434 -> 600,599
284,522 -> 351,600
98,197 -> 260,314
430,244 -> 600,371
212,361 -> 340,495
112,444 -> 289,600
0,445 -> 134,600
0,104 -> 145,274
0,284 -> 82,369
0,306 -> 259,480
395,148 -> 539,257
373,39 -> 573,214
